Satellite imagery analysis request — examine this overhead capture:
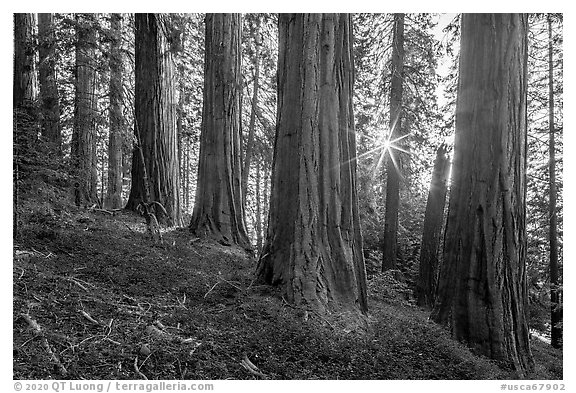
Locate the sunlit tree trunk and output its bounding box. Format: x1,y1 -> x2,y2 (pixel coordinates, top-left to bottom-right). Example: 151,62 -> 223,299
382,13 -> 405,272
105,13 -> 124,209
416,143 -> 450,308
431,13 -> 533,375
126,14 -> 182,226
190,13 -> 250,248
72,14 -> 98,207
256,14 -> 368,314
547,13 -> 562,350
38,13 -> 61,149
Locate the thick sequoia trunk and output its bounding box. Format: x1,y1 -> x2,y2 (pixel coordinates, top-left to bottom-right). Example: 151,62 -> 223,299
38,13 -> 61,149
256,14 -> 368,314
126,14 -> 182,226
72,14 -> 99,207
189,14 -> 250,248
105,13 -> 124,209
382,13 -> 405,272
547,14 -> 562,349
416,143 -> 450,308
13,13 -> 38,111
431,14 -> 533,374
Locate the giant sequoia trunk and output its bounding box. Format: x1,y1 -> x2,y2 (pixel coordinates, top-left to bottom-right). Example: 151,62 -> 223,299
256,14 -> 368,314
13,13 -> 38,111
189,14 -> 250,248
431,14 -> 533,374
416,143 -> 450,308
38,13 -> 61,149
381,13 -> 405,272
105,13 -> 124,209
126,14 -> 182,226
547,14 -> 562,350
72,14 -> 99,207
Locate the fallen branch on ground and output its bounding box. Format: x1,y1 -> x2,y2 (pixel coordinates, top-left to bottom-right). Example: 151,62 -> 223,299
241,354 -> 268,379
20,313 -> 68,376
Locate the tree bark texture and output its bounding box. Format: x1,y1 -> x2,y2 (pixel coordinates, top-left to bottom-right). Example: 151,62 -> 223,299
256,14 -> 368,314
105,13 -> 124,209
416,143 -> 450,308
431,14 -> 533,374
382,13 -> 405,272
189,13 -> 250,248
13,13 -> 38,109
126,14 -> 182,226
72,14 -> 99,207
38,13 -> 61,148
547,14 -> 562,350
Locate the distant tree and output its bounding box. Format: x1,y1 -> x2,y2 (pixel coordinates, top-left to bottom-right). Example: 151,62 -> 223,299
72,14 -> 99,207
416,143 -> 449,308
546,13 -> 562,349
431,14 -> 533,374
126,13 -> 182,226
256,14 -> 368,313
13,13 -> 38,112
241,14 -> 262,209
105,13 -> 125,209
189,13 -> 250,247
38,13 -> 61,149
381,13 -> 405,272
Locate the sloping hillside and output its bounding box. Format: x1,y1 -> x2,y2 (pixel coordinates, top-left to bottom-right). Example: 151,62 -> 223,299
13,156 -> 562,380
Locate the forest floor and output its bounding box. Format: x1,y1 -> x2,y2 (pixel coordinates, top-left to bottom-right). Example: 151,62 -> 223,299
13,151 -> 562,380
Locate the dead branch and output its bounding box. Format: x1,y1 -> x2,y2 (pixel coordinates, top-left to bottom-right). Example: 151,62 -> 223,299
78,309 -> 101,325
20,313 -> 68,376
133,356 -> 148,380
241,354 -> 268,379
91,208 -> 114,216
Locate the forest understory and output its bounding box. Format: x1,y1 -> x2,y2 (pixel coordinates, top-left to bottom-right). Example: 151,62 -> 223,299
12,154 -> 562,380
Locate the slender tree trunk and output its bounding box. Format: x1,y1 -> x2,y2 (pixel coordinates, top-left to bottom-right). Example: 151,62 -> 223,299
190,13 -> 250,248
14,13 -> 38,111
184,137 -> 190,211
256,14 -> 368,314
72,14 -> 99,207
382,13 -> 405,272
431,14 -> 533,374
105,13 -> 124,209
547,14 -> 562,350
126,14 -> 182,226
416,143 -> 450,308
255,160 -> 263,252
241,17 -> 262,208
176,26 -> 187,213
38,13 -> 61,150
